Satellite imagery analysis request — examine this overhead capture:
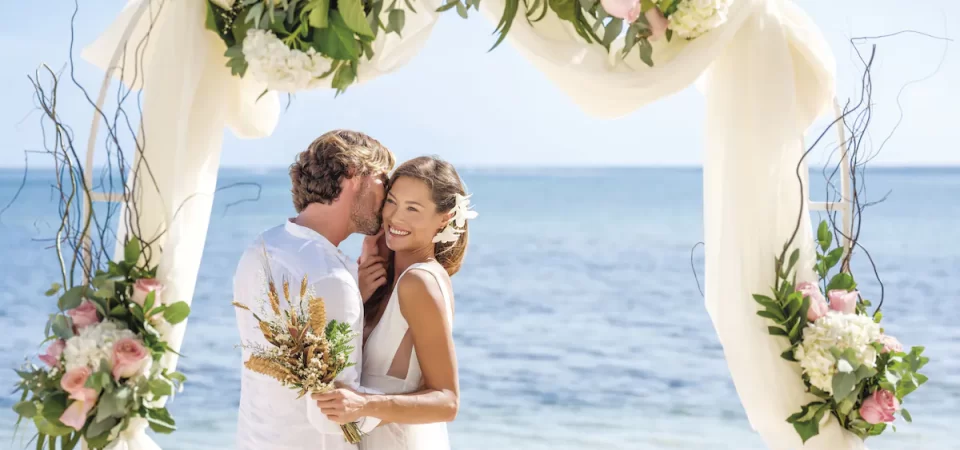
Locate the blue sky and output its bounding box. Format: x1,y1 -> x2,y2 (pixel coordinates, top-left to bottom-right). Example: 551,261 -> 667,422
0,0 -> 956,168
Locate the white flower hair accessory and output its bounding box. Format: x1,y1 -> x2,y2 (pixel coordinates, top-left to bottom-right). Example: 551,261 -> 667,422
433,194 -> 478,244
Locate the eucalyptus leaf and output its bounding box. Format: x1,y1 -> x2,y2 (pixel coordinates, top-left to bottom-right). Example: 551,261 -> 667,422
455,1 -> 468,18
34,415 -> 72,438
52,315 -> 74,340
787,248 -> 800,273
149,379 -> 174,398
901,408 -> 912,423
638,39 -> 653,67
124,238 -> 141,266
85,416 -> 119,441
58,286 -> 86,311
13,401 -> 37,418
45,283 -> 62,297
602,18 -> 623,48
388,9 -> 405,36
163,302 -> 191,325
832,372 -> 857,402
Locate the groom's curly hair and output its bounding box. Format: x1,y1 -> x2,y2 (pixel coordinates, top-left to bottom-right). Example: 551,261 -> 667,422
290,130 -> 395,212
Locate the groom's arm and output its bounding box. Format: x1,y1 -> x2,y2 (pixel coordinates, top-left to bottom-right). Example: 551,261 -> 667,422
311,276 -> 382,433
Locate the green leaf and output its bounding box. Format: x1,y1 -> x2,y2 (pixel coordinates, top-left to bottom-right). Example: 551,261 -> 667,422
639,0 -> 656,12
823,247 -> 844,271
787,403 -> 825,443
780,348 -> 797,362
339,0 -> 375,37
149,379 -> 174,398
167,371 -> 188,384
388,9 -> 405,36
637,39 -> 654,67
34,416 -> 72,438
307,0 -> 330,28
52,315 -> 74,339
455,1 -> 468,18
788,402 -> 825,423
143,291 -> 156,315
817,220 -> 832,251
756,310 -> 785,323
901,408 -> 912,423
85,416 -> 118,441
13,401 -> 37,418
331,62 -> 358,94
549,0 -> 577,21
826,272 -> 856,292
315,12 -> 362,60
436,0 -> 458,12
45,283 -> 62,297
163,301 -> 191,325
832,372 -> 857,402
752,294 -> 777,308
58,286 -> 86,311
124,238 -> 141,266
109,304 -> 129,318
787,248 -> 800,274
854,364 -> 877,381
602,18 -> 623,48
768,326 -> 789,337
146,407 -> 177,434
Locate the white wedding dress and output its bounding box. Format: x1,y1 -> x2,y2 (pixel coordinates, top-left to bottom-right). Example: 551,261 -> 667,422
361,262 -> 454,450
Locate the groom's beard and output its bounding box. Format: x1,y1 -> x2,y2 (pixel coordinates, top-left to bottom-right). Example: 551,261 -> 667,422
350,188 -> 381,235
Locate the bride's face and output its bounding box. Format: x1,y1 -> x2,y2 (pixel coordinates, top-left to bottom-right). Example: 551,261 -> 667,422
382,176 -> 448,252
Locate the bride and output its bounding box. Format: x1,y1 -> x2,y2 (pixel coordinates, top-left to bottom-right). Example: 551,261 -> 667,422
312,156 -> 475,450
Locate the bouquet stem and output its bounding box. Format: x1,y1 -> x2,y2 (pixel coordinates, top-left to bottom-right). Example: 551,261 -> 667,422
341,423 -> 362,444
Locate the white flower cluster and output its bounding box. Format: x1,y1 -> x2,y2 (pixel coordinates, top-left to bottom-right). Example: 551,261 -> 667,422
62,321 -> 136,372
666,0 -> 733,39
794,312 -> 881,393
242,29 -> 333,93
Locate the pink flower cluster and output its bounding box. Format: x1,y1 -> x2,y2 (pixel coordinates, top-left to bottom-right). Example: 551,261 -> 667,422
38,278 -> 163,431
795,281 -> 905,425
599,0 -> 669,40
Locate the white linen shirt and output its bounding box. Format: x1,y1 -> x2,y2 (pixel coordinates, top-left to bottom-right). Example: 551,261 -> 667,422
233,220 -> 379,450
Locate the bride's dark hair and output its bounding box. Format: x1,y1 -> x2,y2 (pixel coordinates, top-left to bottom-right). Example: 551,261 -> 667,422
364,156 -> 470,325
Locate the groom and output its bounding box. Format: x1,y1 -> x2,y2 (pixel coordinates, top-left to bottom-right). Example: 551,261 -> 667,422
232,130 -> 394,450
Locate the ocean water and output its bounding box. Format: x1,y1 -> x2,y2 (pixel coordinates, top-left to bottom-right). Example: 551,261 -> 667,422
0,167 -> 957,450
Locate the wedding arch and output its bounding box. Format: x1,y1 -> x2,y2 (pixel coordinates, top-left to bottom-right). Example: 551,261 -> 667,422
78,0 -> 855,448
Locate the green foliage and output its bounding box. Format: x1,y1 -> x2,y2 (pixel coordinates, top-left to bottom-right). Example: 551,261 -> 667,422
751,220 -> 929,442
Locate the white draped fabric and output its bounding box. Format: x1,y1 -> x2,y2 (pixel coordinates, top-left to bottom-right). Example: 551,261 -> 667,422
83,0 -> 856,448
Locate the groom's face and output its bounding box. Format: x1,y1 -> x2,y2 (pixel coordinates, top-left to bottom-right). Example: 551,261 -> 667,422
350,173 -> 388,235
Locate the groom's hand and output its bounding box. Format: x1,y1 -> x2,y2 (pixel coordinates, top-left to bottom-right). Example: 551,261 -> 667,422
312,383 -> 368,424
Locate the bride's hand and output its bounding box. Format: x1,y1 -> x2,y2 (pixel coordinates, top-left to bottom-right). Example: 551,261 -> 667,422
359,229 -> 387,265
359,255 -> 387,303
312,384 -> 368,424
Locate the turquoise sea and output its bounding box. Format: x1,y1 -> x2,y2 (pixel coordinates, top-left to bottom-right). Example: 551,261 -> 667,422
0,167 -> 957,449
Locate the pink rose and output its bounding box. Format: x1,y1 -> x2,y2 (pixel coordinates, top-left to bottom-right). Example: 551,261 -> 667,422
601,0 -> 642,22
111,338 -> 150,380
131,278 -> 165,308
39,339 -> 66,368
879,334 -> 904,353
797,282 -> 828,322
645,8 -> 669,41
67,300 -> 100,330
59,398 -> 95,431
60,367 -> 98,403
828,289 -> 859,314
859,389 -> 899,424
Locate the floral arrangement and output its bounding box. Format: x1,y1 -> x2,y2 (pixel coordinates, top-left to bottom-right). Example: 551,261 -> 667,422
232,248 -> 361,442
443,0 -> 732,66
206,0 -> 731,93
205,0 -> 412,93
754,220 -> 928,442
12,239 -> 191,450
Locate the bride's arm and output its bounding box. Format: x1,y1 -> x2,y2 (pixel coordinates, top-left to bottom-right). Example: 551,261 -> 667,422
314,269 -> 459,425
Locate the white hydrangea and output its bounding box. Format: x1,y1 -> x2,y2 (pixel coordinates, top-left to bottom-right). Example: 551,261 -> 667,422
62,320 -> 136,372
794,311 -> 881,393
242,29 -> 334,93
666,0 -> 733,39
